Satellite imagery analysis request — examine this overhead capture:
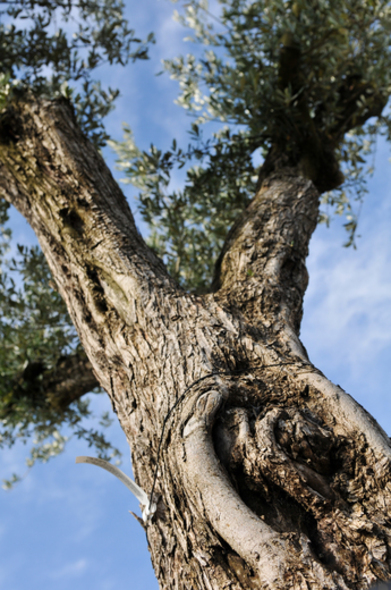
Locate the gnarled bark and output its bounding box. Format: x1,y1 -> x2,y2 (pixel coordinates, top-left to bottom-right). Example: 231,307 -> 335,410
1,97 -> 391,590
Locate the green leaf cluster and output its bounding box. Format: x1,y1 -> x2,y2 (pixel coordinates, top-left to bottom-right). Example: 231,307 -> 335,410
0,243 -> 78,397
0,0 -> 154,145
112,0 -> 391,285
0,204 -> 120,486
167,0 -> 391,140
111,123 -> 257,291
320,121 -> 380,247
0,0 -> 153,480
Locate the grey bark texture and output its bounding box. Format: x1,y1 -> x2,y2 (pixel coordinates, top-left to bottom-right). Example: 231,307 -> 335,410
1,97 -> 391,590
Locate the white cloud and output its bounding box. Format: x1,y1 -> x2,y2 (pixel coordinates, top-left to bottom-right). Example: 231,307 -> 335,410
304,224 -> 391,369
301,145 -> 391,432
47,558 -> 89,580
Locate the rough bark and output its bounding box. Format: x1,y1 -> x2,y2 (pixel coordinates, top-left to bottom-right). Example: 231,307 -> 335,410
1,97 -> 391,590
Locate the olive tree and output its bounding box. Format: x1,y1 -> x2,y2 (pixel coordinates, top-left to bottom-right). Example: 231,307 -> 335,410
2,0 -> 391,588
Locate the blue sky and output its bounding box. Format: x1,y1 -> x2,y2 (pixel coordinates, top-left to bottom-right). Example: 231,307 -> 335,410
1,1 -> 391,589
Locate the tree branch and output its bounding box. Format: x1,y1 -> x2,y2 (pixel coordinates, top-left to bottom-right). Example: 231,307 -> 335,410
212,166 -> 319,349
39,352 -> 99,410
0,96 -> 179,393
1,351 -> 99,421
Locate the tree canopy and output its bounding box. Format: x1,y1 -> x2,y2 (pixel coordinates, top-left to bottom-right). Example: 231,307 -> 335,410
1,0 -> 391,487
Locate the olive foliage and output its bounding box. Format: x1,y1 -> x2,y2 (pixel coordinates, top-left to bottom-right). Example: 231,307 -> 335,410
113,0 -> 391,291
0,0 -> 153,144
0,0 -> 153,486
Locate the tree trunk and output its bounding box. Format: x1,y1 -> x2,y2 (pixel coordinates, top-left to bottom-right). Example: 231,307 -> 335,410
1,97 -> 391,590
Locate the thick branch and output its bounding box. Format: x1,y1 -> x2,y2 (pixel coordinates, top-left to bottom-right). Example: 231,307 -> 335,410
212,167 -> 318,346
0,97 -> 178,393
41,352 -> 99,409
1,351 -> 98,421
327,77 -> 387,141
